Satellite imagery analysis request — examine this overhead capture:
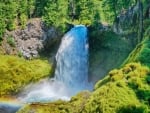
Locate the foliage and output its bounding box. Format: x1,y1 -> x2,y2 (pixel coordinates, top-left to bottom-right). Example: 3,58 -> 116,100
42,0 -> 69,32
100,0 -> 136,23
42,0 -> 101,32
0,55 -> 52,96
7,36 -> 16,47
20,14 -> 27,29
0,0 -> 35,39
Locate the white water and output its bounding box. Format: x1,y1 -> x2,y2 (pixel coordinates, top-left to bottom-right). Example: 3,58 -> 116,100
18,25 -> 92,103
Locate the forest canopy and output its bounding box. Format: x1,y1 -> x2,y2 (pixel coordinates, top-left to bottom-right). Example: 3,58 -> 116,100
0,0 -> 149,39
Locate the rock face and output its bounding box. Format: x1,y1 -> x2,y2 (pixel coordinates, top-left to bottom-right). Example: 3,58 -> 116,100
113,2 -> 143,36
4,18 -> 61,59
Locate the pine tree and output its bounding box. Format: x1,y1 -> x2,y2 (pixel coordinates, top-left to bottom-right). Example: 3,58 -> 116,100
4,0 -> 18,30
43,0 -> 68,32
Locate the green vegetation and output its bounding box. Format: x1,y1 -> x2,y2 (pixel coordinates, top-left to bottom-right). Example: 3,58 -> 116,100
43,0 -> 69,32
0,0 -> 35,40
0,0 -> 150,113
0,0 -> 148,38
43,0 -> 101,32
92,63 -> 150,113
7,36 -> 16,47
17,63 -> 150,113
0,55 -> 52,96
123,26 -> 150,66
0,0 -> 101,39
100,0 -> 136,23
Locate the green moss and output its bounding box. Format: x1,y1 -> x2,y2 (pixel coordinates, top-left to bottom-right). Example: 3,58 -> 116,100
0,55 -> 52,96
84,63 -> 150,113
83,83 -> 141,113
123,38 -> 150,66
17,63 -> 150,113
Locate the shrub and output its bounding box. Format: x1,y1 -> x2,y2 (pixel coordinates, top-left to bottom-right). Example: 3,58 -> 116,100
7,36 -> 16,47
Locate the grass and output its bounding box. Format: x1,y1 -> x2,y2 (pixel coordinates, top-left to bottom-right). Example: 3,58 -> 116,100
0,55 -> 53,96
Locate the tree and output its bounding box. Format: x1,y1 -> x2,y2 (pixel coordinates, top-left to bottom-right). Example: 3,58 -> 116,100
101,0 -> 136,23
4,0 -> 18,30
43,0 -> 68,32
0,3 -> 6,40
72,0 -> 100,25
33,0 -> 48,17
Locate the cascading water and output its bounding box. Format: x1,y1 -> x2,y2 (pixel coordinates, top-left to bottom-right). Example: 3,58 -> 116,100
18,25 -> 92,103
55,25 -> 90,92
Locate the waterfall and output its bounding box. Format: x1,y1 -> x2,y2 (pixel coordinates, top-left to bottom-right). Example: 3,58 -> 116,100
55,25 -> 89,92
18,25 -> 92,103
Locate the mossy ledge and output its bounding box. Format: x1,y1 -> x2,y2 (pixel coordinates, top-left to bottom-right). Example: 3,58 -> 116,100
0,55 -> 53,97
